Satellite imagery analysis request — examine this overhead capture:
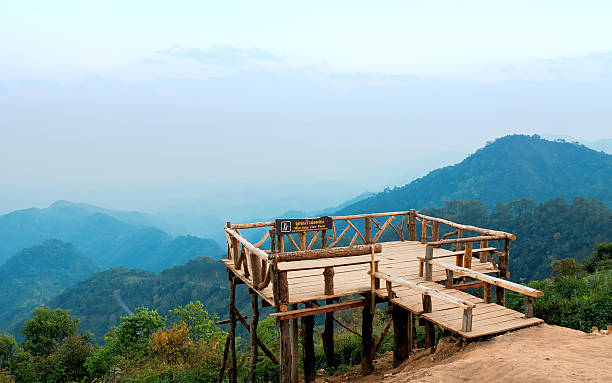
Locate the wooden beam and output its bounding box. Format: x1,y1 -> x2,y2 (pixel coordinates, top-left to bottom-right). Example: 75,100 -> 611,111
375,271 -> 475,309
270,299 -> 368,320
415,213 -> 516,240
375,317 -> 393,353
428,260 -> 543,297
464,242 -> 473,269
272,243 -> 382,262
424,246 -> 433,281
225,227 -> 269,262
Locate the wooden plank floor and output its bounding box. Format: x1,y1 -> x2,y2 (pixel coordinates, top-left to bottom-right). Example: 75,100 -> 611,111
222,240 -> 542,338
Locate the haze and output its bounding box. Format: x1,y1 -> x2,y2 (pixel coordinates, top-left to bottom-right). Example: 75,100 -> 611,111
1,1 -> 612,220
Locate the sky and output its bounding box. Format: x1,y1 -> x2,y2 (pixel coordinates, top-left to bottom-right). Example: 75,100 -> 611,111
1,1 -> 612,219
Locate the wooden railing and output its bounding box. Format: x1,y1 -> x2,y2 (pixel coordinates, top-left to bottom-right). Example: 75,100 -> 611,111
374,271 -> 476,332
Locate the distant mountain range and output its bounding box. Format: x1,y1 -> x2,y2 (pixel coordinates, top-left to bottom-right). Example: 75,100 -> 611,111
337,135 -> 612,214
0,201 -> 223,270
0,239 -> 101,332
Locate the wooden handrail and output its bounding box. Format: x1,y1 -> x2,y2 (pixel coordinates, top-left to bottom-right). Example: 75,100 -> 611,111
374,271 -> 475,309
429,260 -> 543,297
415,213 -> 516,240
426,235 -> 506,247
225,227 -> 269,262
272,244 -> 382,263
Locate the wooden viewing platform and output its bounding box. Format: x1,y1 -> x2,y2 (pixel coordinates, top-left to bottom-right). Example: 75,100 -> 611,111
220,210 -> 544,383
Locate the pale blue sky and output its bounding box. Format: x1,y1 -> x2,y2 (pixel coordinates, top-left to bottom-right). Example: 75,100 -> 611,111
1,1 -> 611,218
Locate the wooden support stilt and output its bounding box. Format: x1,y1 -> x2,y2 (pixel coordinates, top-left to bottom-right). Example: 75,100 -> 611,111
233,307 -> 279,365
361,293 -> 374,375
408,210 -> 417,241
392,306 -> 409,367
289,304 -> 298,383
424,246 -> 433,281
249,293 -> 259,383
228,272 -> 237,383
424,320 -> 436,352
218,333 -> 230,383
483,283 -> 491,303
409,312 -> 416,351
322,298 -> 335,368
302,304 -> 315,383
524,295 -> 534,318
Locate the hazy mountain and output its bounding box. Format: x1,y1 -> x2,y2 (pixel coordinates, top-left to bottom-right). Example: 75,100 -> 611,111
47,256 -> 251,343
0,239 -> 101,332
0,201 -> 224,269
337,135 -> 612,214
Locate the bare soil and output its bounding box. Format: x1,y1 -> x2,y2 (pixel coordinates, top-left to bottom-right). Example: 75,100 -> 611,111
312,324 -> 612,383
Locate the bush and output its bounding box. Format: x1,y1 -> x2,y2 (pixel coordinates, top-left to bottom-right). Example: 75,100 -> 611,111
0,334 -> 16,369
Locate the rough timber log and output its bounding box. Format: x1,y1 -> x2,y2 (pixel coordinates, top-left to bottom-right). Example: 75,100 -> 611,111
272,243 -> 382,262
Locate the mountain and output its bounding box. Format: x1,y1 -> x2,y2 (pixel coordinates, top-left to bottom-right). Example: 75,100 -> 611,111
47,256 -> 251,343
0,201 -> 224,270
337,135 -> 612,214
0,239 -> 101,332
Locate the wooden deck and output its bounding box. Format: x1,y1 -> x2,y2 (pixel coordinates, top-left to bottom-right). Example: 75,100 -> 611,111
222,240 -> 542,338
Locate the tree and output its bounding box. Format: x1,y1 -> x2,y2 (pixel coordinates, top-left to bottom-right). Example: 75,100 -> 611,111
107,307 -> 165,357
170,301 -> 224,342
21,307 -> 78,356
0,333 -> 16,369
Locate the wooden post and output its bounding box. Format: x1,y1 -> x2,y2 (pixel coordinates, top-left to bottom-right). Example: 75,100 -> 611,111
322,265 -> 335,368
462,308 -> 473,332
409,312 -> 416,351
445,269 -> 454,289
228,271 -> 237,383
497,239 -> 509,306
392,305 -> 409,367
483,283 -> 491,303
321,230 -> 327,248
386,280 -> 394,298
361,293 -> 374,375
231,237 -> 240,269
463,242 -> 473,269
420,219 -> 427,243
479,240 -> 488,263
302,305 -> 315,383
364,217 -> 372,244
408,210 -> 417,241
374,260 -> 380,289
432,221 -> 439,242
524,295 -> 534,318
456,229 -> 463,251
249,292 -> 259,383
289,304 -> 298,383
422,294 -> 432,313
424,246 -> 433,281
278,234 -> 285,253
424,320 -> 435,352
299,232 -> 306,250
400,215 -> 406,241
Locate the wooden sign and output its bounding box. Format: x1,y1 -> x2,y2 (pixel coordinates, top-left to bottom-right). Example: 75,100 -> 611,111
275,216 -> 333,234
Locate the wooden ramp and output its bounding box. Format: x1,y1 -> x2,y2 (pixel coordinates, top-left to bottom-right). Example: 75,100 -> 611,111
379,281 -> 543,338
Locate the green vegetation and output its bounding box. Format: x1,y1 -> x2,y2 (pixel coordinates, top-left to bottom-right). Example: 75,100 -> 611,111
507,243 -> 612,332
338,135 -> 612,215
47,256 -> 252,344
0,240 -> 101,335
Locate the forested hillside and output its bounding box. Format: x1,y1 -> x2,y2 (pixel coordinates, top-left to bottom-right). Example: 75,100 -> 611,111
338,135 -> 612,214
419,197 -> 612,282
0,201 -> 223,270
0,240 -> 101,332
47,256 -> 251,343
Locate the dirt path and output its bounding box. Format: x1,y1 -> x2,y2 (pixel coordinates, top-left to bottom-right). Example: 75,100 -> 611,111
314,324 -> 612,383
